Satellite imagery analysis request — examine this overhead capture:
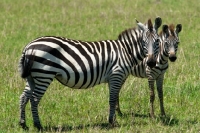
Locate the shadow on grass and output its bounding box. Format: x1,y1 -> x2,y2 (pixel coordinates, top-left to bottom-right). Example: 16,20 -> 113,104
118,112 -> 179,126
43,114 -> 180,132
159,115 -> 179,126
117,112 -> 149,118
43,122 -> 117,132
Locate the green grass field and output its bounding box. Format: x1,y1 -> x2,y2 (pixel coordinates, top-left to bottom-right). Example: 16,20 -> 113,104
0,0 -> 200,132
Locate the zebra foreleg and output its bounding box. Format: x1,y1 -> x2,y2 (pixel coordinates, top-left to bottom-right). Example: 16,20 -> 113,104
115,96 -> 123,116
108,77 -> 124,126
108,95 -> 117,126
156,74 -> 166,117
148,79 -> 156,118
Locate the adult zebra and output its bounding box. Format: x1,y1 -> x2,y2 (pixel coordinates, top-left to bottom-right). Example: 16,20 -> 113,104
18,17 -> 162,130
115,23 -> 182,118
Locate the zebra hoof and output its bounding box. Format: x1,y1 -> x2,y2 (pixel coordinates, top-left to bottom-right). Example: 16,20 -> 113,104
109,119 -> 115,127
109,115 -> 115,124
34,123 -> 43,131
108,121 -> 119,128
19,122 -> 29,130
109,114 -> 118,127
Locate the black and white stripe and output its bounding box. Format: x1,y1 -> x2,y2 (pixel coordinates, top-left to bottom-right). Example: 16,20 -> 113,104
18,17 -> 162,130
116,24 -> 182,117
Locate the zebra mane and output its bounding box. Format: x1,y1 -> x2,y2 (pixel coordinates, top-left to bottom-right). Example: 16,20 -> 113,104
147,19 -> 153,32
159,30 -> 164,36
117,27 -> 137,40
168,24 -> 175,36
118,18 -> 154,40
159,24 -> 176,37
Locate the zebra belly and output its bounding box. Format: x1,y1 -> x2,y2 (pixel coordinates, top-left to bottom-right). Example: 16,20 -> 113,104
55,70 -> 107,89
31,62 -> 106,89
54,56 -> 110,89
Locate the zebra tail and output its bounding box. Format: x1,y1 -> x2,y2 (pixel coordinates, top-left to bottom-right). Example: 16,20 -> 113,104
18,49 -> 34,79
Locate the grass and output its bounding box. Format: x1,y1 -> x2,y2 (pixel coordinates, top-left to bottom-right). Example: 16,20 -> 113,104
0,0 -> 200,132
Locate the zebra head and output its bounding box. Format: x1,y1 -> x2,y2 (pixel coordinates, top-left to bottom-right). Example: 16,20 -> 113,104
162,24 -> 182,62
136,17 -> 162,68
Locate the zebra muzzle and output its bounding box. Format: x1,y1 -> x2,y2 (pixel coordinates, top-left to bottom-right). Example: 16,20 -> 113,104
169,52 -> 177,62
147,55 -> 156,68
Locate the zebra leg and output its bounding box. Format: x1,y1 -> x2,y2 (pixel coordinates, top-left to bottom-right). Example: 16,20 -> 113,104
30,77 -> 53,131
19,76 -> 35,130
19,93 -> 29,130
115,96 -> 123,116
156,74 -> 166,117
148,79 -> 156,118
30,95 -> 43,130
108,77 -> 124,126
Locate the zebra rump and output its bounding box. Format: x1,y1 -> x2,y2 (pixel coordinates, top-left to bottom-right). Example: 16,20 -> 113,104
18,50 -> 34,78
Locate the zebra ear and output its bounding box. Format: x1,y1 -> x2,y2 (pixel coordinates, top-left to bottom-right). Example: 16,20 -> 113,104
176,24 -> 182,34
154,16 -> 162,30
162,25 -> 169,36
136,18 -> 146,31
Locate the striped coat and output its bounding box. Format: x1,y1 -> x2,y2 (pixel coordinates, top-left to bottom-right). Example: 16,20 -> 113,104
116,24 -> 182,118
18,17 -> 162,130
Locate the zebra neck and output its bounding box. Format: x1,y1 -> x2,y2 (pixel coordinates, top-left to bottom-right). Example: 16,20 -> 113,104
117,39 -> 145,65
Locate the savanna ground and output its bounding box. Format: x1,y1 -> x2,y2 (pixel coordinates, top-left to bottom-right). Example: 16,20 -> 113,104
0,0 -> 200,132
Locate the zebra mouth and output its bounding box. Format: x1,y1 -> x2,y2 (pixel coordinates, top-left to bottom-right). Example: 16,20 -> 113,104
147,58 -> 156,68
169,52 -> 177,62
147,54 -> 156,68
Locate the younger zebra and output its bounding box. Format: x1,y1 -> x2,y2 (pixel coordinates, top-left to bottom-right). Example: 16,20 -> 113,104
116,23 -> 182,118
18,17 -> 162,130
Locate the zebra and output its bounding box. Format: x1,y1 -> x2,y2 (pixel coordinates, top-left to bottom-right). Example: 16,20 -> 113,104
18,17 -> 162,130
115,23 -> 182,118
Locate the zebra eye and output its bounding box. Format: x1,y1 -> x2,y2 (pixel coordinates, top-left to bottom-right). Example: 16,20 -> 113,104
142,40 -> 145,44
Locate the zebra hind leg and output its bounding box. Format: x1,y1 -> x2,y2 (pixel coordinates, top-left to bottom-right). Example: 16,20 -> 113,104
30,95 -> 43,131
19,76 -> 35,130
19,93 -> 29,130
30,77 -> 53,131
